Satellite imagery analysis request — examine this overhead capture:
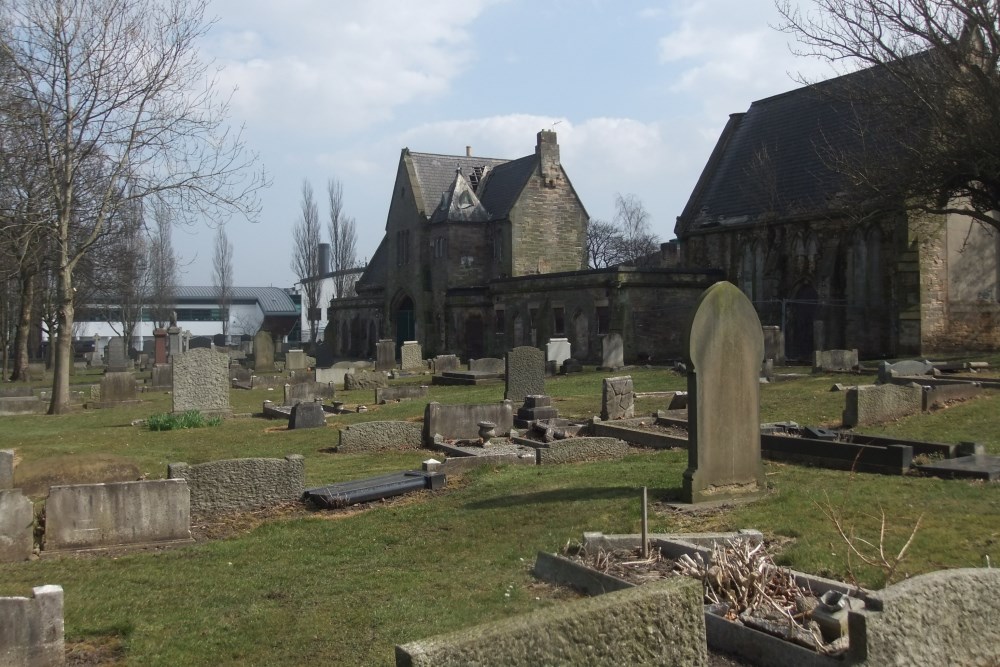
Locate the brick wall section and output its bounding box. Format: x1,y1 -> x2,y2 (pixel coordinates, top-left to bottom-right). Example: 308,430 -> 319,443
171,348 -> 230,414
167,455 -> 304,517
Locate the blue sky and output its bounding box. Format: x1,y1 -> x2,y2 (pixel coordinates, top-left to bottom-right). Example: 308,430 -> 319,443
176,0 -> 831,287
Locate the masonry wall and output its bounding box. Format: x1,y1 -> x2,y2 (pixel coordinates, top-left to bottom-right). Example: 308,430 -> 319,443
167,455 -> 304,517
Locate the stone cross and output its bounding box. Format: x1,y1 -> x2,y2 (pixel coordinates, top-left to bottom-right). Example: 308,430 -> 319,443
682,281 -> 765,504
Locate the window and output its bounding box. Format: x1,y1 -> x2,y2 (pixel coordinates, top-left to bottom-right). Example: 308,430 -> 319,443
433,236 -> 447,259
495,308 -> 505,334
552,307 -> 565,336
396,229 -> 411,265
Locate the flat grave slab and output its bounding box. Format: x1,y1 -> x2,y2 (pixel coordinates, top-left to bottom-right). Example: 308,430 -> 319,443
916,455 -> 1000,481
431,370 -> 504,386
304,470 -> 445,508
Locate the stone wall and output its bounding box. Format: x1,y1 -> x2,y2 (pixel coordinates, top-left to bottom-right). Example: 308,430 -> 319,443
423,401 -> 514,444
172,348 -> 231,415
842,384 -> 923,427
0,489 -> 33,562
167,455 -> 304,517
44,479 -> 192,551
337,421 -> 423,453
0,585 -> 64,667
395,577 -> 706,666
536,437 -> 630,465
849,568 -> 1000,665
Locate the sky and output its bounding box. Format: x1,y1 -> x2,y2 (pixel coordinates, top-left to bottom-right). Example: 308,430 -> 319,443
175,0 -> 833,287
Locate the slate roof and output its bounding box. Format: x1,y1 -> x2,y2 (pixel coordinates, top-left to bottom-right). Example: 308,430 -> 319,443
675,61 -> 917,235
355,237 -> 388,292
476,154 -> 538,219
409,152 -> 509,217
174,286 -> 298,316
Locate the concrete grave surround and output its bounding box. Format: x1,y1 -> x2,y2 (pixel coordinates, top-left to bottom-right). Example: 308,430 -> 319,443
601,376 -> 635,420
423,401 -> 514,444
683,281 -> 766,504
171,348 -> 231,416
877,359 -> 935,383
546,337 -> 571,372
338,421 -> 424,453
98,371 -> 137,406
44,479 -> 192,551
289,401 -> 326,429
0,449 -> 13,490
536,437 -> 630,464
842,383 -> 923,427
283,381 -> 335,406
601,332 -> 625,370
0,489 -> 33,562
0,585 -> 64,667
376,339 -> 396,371
168,455 -> 304,517
376,385 -> 429,404
253,330 -> 275,371
505,346 -> 545,402
0,386 -> 32,398
813,348 -> 859,372
400,341 -> 424,371
344,369 -> 389,391
285,349 -> 307,371
395,577 -> 706,667
468,357 -> 504,374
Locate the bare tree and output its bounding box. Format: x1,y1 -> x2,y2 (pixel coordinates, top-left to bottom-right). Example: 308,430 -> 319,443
327,177 -> 358,298
775,0 -> 1000,232
586,219 -> 625,269
213,225 -> 234,338
147,202 -> 178,329
613,193 -> 659,266
292,180 -> 322,346
93,195 -> 150,354
0,0 -> 266,413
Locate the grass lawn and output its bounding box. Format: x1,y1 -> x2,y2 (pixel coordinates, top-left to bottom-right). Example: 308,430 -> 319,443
1,365 -> 999,665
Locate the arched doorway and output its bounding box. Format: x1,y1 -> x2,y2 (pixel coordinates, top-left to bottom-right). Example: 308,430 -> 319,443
786,284 -> 818,362
394,295 -> 415,356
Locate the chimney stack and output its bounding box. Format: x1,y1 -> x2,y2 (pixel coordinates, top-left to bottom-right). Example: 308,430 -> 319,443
536,130 -> 560,187
317,243 -> 331,275
466,145 -> 472,157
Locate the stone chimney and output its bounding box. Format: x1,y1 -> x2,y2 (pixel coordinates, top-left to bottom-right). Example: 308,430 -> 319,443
536,130 -> 560,188
466,145 -> 472,157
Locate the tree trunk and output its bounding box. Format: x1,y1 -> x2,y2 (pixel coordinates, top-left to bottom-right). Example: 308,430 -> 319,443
11,273 -> 34,382
48,262 -> 74,414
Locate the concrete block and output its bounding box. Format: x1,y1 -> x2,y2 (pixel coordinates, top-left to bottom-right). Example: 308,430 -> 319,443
843,384 -> 922,427
338,421 -> 423,453
0,489 -> 33,562
167,455 -> 304,517
0,585 -> 64,667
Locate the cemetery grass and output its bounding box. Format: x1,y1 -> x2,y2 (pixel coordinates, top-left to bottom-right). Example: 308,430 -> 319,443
0,367 -> 998,664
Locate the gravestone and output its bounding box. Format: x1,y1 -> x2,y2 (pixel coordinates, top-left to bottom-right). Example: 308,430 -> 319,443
762,326 -> 784,365
546,338 -> 571,373
150,365 -> 172,390
0,489 -> 33,562
253,330 -> 275,372
813,348 -> 859,372
344,369 -> 388,391
99,372 -> 137,406
0,449 -> 13,489
505,346 -> 545,402
878,359 -> 936,384
106,336 -> 128,372
315,364 -> 353,388
286,349 -> 307,371
600,333 -> 624,370
92,335 -> 104,364
433,354 -> 460,374
189,336 -> 212,350
682,281 -> 765,504
376,339 -> 396,371
167,326 -> 183,361
400,341 -> 423,371
172,348 -> 231,416
601,376 -> 635,420
283,381 -> 335,406
289,401 -> 326,429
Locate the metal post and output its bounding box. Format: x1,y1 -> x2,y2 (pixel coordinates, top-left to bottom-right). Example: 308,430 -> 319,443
641,486 -> 649,559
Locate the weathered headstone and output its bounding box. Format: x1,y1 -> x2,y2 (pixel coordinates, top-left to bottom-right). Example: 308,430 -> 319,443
171,348 -> 231,416
92,334 -> 104,362
813,348 -> 859,372
283,381 -> 335,406
106,336 -> 128,372
253,330 -> 275,372
376,339 -> 396,371
682,281 -> 765,504
842,383 -> 923,427
167,326 -> 183,361
286,349 -> 307,371
150,365 -> 172,390
0,489 -> 33,562
762,326 -> 784,365
289,401 -> 326,429
98,372 -> 137,406
601,376 -> 635,420
877,359 -> 936,384
505,346 -> 545,402
600,333 -> 624,370
433,354 -> 460,374
189,336 -> 212,350
400,341 -> 423,371
0,449 -> 13,489
546,337 -> 571,373
344,369 -> 389,391
315,365 -> 354,388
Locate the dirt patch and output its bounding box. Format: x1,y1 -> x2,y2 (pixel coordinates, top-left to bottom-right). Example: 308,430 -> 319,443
65,634 -> 126,666
15,454 -> 141,498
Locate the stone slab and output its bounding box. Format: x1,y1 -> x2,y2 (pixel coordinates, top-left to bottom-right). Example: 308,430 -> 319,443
0,449 -> 12,489
305,470 -> 445,508
0,585 -> 64,667
337,421 -> 424,453
289,401 -> 326,429
915,454 -> 1000,480
167,455 -> 304,516
172,348 -> 231,416
601,375 -> 635,420
0,489 -> 33,562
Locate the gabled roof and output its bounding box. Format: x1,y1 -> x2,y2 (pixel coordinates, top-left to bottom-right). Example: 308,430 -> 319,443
408,152 -> 508,217
675,60 -> 918,235
476,154 -> 538,219
355,236 -> 388,292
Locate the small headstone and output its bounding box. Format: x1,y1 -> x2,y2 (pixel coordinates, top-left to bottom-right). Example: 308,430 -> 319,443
682,281 -> 765,504
761,358 -> 774,380
286,349 -> 307,371
546,338 -> 571,373
376,339 -> 396,371
99,372 -> 137,406
0,489 -> 33,562
172,348 -> 231,416
283,381 -> 335,406
433,354 -> 460,374
167,326 -> 183,361
92,335 -> 104,362
106,336 -> 128,372
289,401 -> 326,429
561,358 -> 583,374
400,341 -> 424,371
150,365 -> 172,389
505,346 -> 545,402
189,336 -> 212,349
601,333 -> 624,370
601,376 -> 635,420
253,330 -> 275,372
0,449 -> 13,490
